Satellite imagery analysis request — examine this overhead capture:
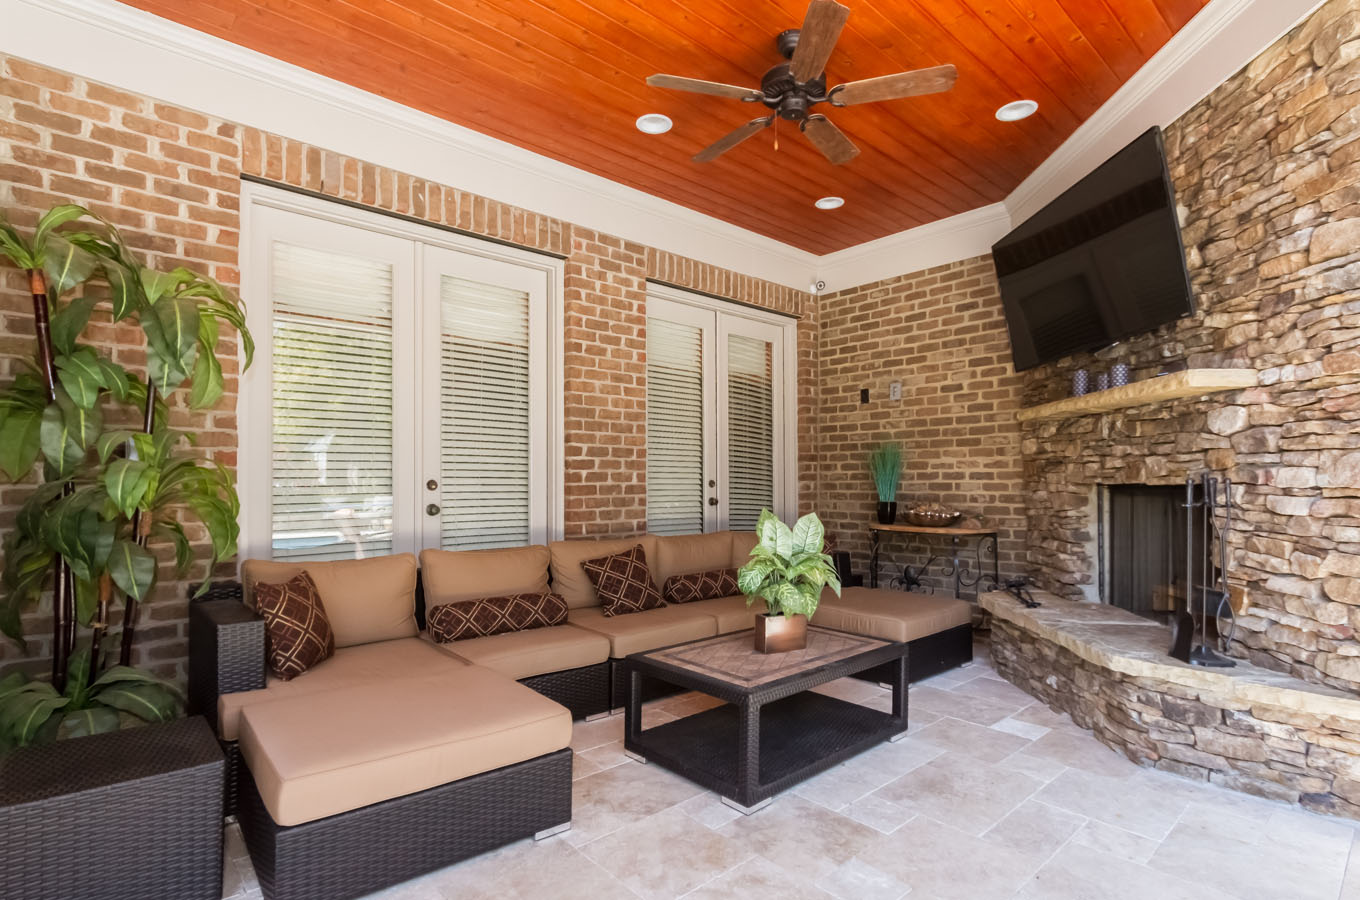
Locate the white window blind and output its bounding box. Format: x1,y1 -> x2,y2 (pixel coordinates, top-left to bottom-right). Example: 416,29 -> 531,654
646,317 -> 705,535
270,242 -> 395,560
438,275 -> 531,549
727,333 -> 774,531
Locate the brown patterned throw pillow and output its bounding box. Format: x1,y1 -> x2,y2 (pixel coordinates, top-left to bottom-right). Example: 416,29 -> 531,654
664,568 -> 740,604
254,571 -> 335,681
427,592 -> 568,643
581,544 -> 665,616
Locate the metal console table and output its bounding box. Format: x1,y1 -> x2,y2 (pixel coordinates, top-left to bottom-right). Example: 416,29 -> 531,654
869,523 -> 1000,598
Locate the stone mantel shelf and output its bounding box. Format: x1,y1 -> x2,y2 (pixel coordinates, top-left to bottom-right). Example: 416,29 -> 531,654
1016,368 -> 1260,423
979,591 -> 1360,720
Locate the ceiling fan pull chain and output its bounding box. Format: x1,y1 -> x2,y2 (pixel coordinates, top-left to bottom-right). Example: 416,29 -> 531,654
773,116 -> 779,152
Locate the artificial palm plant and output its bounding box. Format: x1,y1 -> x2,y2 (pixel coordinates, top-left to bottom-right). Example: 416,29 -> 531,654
0,203 -> 252,748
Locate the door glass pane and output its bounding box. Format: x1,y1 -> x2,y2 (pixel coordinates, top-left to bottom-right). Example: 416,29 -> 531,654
647,317 -> 705,535
439,275 -> 531,549
727,334 -> 774,531
270,242 -> 394,560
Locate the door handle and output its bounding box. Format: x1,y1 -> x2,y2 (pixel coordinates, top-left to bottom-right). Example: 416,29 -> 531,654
708,497 -> 718,506
426,504 -> 440,516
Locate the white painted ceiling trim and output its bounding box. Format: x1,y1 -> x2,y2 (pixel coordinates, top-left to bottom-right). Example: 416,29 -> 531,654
2,0 -> 1327,295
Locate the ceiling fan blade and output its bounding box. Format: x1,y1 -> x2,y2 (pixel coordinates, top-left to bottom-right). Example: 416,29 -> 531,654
829,64 -> 958,106
647,74 -> 762,102
800,114 -> 859,165
693,116 -> 773,163
790,0 -> 850,83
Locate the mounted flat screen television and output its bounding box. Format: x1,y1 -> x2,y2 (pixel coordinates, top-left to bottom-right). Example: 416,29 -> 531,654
992,127 -> 1195,371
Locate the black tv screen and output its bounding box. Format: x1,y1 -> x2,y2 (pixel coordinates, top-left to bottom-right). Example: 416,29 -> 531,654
992,127 -> 1195,371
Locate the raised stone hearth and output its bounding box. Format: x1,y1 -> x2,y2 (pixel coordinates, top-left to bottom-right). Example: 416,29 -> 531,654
982,590 -> 1360,821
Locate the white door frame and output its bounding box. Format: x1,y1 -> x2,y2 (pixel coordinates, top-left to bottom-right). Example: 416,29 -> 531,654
646,282 -> 799,525
239,181 -> 565,563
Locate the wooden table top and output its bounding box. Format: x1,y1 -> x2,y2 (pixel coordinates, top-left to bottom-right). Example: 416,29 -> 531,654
869,523 -> 997,536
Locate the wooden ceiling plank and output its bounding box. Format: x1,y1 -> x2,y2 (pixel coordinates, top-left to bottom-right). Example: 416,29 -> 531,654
1094,0 -> 1176,58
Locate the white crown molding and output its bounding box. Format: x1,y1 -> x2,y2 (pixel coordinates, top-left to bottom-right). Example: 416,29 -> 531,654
4,0 -> 819,292
815,203 -> 1011,293
1,0 -> 1326,295
1006,0 -> 1328,225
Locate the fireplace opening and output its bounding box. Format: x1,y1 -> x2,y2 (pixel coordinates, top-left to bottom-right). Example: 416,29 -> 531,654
1100,485 -> 1203,622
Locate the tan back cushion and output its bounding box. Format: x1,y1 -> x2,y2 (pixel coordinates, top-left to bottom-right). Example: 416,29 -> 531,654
653,532 -> 734,584
548,536 -> 658,609
419,546 -> 550,607
730,531 -> 759,568
242,555 -> 418,649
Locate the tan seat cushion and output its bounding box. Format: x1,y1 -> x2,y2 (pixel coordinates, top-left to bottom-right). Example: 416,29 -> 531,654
548,536 -> 658,609
419,545 -> 551,606
217,637 -> 465,741
567,604 -> 717,657
816,588 -> 972,643
239,667 -> 571,826
242,555 -> 418,648
435,623 -> 610,680
678,594 -> 766,633
730,531 -> 758,568
652,532 -> 734,585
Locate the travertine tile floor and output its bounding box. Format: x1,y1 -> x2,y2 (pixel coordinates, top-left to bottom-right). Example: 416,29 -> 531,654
223,641 -> 1360,900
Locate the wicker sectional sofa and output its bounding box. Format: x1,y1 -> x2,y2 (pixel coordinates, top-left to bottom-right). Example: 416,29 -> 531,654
188,529 -> 972,900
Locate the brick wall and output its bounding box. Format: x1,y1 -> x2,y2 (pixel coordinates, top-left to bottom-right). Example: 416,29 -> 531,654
0,54 -> 816,681
0,54 -> 241,679
816,256 -> 1026,593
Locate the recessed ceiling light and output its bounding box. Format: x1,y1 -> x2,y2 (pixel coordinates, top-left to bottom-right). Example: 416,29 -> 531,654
996,100 -> 1039,122
635,113 -> 673,134
815,196 -> 845,210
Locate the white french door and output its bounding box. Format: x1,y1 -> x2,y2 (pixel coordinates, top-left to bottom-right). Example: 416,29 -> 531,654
241,185 -> 563,562
645,287 -> 795,534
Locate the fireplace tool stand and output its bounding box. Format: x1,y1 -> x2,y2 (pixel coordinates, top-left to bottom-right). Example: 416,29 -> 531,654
1171,472 -> 1237,667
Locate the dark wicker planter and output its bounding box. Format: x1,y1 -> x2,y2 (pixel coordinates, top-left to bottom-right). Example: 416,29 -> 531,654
0,716 -> 224,900
237,748 -> 571,900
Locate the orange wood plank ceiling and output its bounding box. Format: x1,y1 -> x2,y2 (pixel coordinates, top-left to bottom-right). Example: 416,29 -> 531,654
121,0 -> 1210,254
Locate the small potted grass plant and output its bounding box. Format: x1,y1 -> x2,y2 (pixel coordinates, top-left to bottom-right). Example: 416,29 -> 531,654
868,442 -> 903,524
738,510 -> 841,653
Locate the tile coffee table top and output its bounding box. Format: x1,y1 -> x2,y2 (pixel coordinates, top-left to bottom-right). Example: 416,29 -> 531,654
642,626 -> 893,688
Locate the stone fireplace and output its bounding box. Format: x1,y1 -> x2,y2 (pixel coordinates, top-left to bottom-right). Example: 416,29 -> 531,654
1101,483 -> 1194,620
1018,0 -> 1360,694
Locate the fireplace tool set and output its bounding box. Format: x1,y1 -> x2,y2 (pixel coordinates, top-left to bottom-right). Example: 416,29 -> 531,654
1171,471 -> 1237,667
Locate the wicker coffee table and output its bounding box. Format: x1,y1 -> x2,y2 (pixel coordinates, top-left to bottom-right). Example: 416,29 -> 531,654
623,625 -> 908,813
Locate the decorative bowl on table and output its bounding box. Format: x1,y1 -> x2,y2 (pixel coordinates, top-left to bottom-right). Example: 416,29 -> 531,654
905,503 -> 961,528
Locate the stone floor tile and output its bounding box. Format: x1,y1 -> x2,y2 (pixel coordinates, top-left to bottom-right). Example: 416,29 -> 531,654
683,855 -> 836,900
678,791 -> 743,830
580,806 -> 751,899
1011,702 -> 1076,729
1013,729 -> 1142,778
1034,768 -> 1190,841
566,759 -> 705,847
857,815 -> 1048,900
793,757 -> 901,811
872,752 -> 1043,835
1146,800 -> 1351,900
718,793 -> 880,879
1068,819 -> 1161,864
982,798 -> 1085,857
571,714 -> 624,752
948,673 -> 1038,708
577,739 -> 631,771
572,750 -> 605,781
990,716 -> 1051,740
1340,832 -> 1360,899
224,822 -> 249,861
221,854 -> 248,899
911,715 -> 1035,763
1017,842 -> 1238,900
432,836 -> 639,900
852,733 -> 946,777
841,793 -> 916,834
908,685 -> 1025,725
815,858 -> 909,900
1003,752 -> 1069,784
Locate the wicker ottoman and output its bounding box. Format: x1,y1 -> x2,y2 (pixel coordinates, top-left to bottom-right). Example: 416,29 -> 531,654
0,716 -> 224,900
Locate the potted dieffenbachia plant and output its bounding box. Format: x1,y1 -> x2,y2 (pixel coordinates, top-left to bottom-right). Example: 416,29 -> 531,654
738,510 -> 841,653
868,442 -> 902,524
0,204 -> 251,748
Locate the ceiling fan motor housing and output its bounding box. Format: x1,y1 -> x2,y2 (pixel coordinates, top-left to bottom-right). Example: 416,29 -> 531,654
761,62 -> 828,120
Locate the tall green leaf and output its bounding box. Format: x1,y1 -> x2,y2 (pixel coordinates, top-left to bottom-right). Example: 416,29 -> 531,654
142,294 -> 199,393
54,347 -> 107,409
0,218 -> 34,268
94,682 -> 177,723
108,539 -> 156,603
188,345 -> 223,409
49,295 -> 98,355
91,665 -> 184,699
63,648 -> 92,708
102,260 -> 145,321
41,234 -> 98,296
188,494 -> 238,563
57,706 -> 120,739
104,457 -> 153,518
0,406 -> 42,481
31,204 -> 90,251
39,402 -> 85,478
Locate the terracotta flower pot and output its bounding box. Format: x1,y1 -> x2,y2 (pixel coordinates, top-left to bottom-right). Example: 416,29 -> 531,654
754,613 -> 807,653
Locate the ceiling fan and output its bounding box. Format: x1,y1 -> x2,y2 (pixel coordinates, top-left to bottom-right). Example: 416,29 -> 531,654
647,0 -> 957,166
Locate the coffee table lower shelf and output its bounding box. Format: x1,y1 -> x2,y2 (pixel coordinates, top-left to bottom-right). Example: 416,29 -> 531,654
625,690 -> 903,811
